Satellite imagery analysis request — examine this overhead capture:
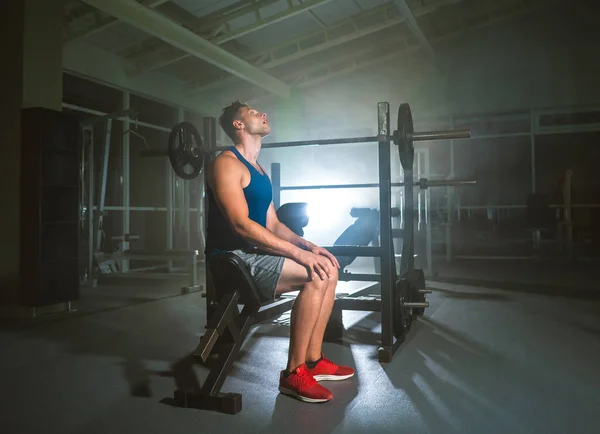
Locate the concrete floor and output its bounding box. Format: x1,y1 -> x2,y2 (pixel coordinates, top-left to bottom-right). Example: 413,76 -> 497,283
1,268 -> 599,434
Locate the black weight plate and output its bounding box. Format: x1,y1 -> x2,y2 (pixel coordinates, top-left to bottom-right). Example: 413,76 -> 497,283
168,121 -> 204,180
405,269 -> 426,317
396,103 -> 414,170
393,279 -> 412,341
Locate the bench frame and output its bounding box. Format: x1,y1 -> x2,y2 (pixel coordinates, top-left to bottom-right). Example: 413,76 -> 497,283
173,252 -> 294,414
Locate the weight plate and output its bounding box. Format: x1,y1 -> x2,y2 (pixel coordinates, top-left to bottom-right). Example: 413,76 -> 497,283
393,279 -> 412,341
396,103 -> 414,170
405,269 -> 426,317
168,121 -> 205,180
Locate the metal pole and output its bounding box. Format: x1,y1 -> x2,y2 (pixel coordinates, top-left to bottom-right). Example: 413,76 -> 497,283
447,115 -> 456,262
178,107 -> 191,250
377,102 -> 395,362
271,163 -> 281,209
417,151 -> 422,231
95,119 -> 112,250
564,169 -> 573,261
197,171 -> 205,253
166,158 -> 174,271
530,110 -> 536,193
530,110 -> 538,254
400,189 -> 404,229
400,169 -> 414,275
446,185 -> 454,263
423,149 -> 432,276
122,91 -> 130,272
86,126 -> 95,286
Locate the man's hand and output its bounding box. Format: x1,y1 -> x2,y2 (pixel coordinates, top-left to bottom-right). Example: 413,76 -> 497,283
305,242 -> 340,269
294,249 -> 336,281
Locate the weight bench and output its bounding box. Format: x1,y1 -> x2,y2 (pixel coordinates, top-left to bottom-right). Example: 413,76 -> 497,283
173,252 -> 295,414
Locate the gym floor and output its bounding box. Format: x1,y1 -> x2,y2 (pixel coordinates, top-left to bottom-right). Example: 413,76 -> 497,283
2,262 -> 599,434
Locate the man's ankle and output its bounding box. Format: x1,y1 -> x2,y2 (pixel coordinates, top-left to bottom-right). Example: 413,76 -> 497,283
305,355 -> 323,369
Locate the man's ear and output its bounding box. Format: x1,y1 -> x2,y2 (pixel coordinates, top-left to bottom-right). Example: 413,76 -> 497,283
232,119 -> 244,130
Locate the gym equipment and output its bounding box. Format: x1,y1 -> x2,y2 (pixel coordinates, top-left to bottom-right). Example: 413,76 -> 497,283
174,252 -> 295,414
331,208 -> 399,270
146,102 -> 471,357
276,202 -> 309,236
141,103 -> 470,180
144,102 -> 473,414
168,121 -> 205,180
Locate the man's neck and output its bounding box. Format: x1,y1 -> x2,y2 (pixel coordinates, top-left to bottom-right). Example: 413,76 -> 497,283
235,135 -> 262,163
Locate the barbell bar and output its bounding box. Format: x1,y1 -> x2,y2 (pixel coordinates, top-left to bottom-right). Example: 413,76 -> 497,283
418,179 -> 477,189
404,302 -> 429,308
277,179 -> 476,191
140,103 -> 471,180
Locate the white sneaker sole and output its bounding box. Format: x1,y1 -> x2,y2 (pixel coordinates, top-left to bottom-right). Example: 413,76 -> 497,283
313,373 -> 355,381
279,386 -> 331,403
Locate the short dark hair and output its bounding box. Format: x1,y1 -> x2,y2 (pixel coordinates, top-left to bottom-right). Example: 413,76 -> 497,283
219,100 -> 248,143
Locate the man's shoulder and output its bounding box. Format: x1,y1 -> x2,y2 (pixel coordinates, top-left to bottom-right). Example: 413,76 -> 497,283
213,150 -> 241,168
210,151 -> 244,181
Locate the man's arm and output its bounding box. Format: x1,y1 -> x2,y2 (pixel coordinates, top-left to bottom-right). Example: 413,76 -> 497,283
266,203 -> 340,268
265,203 -> 313,250
209,156 -> 304,259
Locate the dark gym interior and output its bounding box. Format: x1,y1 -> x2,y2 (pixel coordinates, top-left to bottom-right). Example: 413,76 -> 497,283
2,0 -> 599,433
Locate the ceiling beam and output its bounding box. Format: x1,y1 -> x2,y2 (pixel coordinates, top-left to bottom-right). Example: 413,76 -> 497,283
66,0 -> 169,42
184,0 -> 462,96
194,0 -> 282,34
244,0 -> 558,106
394,0 -> 435,58
212,0 -> 335,45
62,39 -> 218,116
130,0 -> 335,75
80,0 -> 291,99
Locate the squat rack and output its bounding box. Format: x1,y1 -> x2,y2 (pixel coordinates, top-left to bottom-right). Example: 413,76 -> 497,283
146,101 -> 472,362
203,102 -> 471,361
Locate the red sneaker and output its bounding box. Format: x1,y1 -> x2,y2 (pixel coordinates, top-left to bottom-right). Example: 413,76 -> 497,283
279,364 -> 334,403
305,356 -> 355,381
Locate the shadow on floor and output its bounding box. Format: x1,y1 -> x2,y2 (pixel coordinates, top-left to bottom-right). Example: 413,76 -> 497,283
429,275 -> 600,300
428,286 -> 514,301
0,279 -> 200,331
380,315 -> 580,434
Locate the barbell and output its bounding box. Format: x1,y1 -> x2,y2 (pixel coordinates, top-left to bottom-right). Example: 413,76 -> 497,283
141,103 -> 471,180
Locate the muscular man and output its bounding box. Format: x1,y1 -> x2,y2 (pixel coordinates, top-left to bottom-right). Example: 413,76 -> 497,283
205,101 -> 354,403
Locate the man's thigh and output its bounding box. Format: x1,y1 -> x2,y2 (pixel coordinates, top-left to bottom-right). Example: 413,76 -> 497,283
276,256 -> 338,295
230,250 -> 335,301
276,258 -> 311,295
230,249 -> 288,302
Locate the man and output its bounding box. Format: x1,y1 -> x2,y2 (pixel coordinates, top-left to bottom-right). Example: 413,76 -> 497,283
204,101 -> 354,404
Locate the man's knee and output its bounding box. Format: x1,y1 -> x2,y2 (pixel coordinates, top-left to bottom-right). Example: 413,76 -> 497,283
330,263 -> 339,282
305,275 -> 330,295
308,265 -> 337,297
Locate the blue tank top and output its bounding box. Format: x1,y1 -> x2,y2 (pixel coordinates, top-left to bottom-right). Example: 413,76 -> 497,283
205,146 -> 273,255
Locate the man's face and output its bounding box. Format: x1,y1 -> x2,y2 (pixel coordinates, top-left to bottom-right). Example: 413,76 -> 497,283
237,106 -> 270,137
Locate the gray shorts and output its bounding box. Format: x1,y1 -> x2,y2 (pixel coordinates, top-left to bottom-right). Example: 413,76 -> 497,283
230,249 -> 286,302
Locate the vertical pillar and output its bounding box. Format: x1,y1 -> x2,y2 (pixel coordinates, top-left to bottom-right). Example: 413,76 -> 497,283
271,163 -> 281,209
0,0 -> 64,305
446,116 -> 456,263
166,158 -> 174,271
423,149 -> 432,276
530,110 -> 536,193
376,102 -> 394,362
22,0 -> 64,110
178,108 -> 191,250
122,91 -> 131,272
